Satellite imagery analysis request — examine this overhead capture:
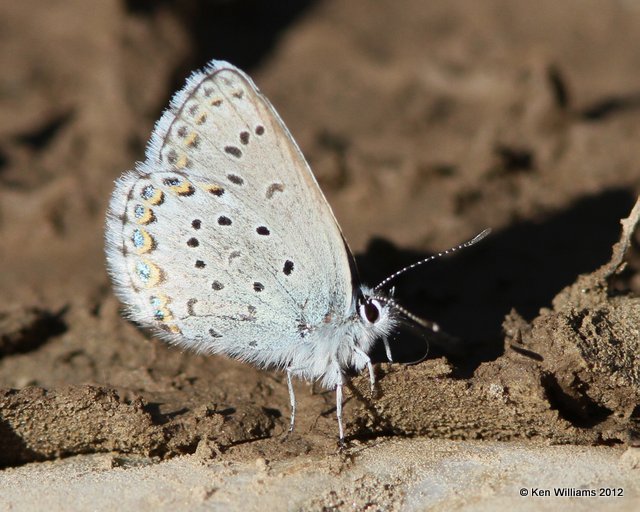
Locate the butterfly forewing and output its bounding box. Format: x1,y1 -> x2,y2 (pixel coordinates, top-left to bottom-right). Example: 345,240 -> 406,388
105,61 -> 354,365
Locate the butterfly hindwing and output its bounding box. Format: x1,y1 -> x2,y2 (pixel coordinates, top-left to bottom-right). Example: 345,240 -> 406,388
105,61 -> 354,367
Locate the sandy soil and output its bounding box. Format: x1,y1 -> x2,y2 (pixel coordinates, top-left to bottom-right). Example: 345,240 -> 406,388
1,439 -> 639,511
1,0 -> 639,509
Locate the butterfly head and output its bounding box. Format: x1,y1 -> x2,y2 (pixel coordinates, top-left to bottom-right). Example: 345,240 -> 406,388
357,285 -> 436,337
356,285 -> 397,337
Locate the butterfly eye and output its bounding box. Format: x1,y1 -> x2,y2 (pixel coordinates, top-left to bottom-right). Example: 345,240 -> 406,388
359,299 -> 381,324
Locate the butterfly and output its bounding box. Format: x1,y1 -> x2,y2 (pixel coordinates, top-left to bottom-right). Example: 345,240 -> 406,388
105,60 -> 489,445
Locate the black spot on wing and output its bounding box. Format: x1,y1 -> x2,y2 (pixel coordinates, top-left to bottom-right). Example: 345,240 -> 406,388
224,146 -> 242,158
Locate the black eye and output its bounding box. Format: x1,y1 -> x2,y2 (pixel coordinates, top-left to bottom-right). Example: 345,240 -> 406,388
361,300 -> 380,324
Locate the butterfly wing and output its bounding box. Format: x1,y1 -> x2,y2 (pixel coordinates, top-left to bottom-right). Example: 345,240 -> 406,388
105,60 -> 354,368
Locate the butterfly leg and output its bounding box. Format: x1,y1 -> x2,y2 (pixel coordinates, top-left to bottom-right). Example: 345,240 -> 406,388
353,346 -> 375,393
286,368 -> 296,434
382,336 -> 393,362
336,379 -> 346,448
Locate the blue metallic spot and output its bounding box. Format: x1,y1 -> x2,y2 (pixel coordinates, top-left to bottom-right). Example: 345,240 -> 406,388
136,261 -> 151,282
163,177 -> 181,187
150,296 -> 164,319
141,185 -> 156,200
132,229 -> 145,248
134,204 -> 145,219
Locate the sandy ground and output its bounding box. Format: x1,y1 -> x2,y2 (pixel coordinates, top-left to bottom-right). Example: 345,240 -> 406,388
1,439 -> 639,511
1,0 -> 639,509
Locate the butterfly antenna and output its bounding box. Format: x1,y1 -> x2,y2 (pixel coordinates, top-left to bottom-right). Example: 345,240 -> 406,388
374,295 -> 439,332
373,228 -> 491,292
